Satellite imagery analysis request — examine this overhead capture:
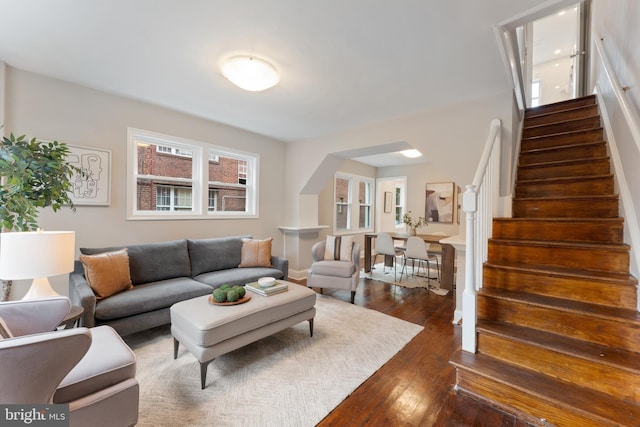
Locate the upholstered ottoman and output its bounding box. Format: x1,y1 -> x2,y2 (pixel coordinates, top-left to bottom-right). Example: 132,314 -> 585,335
170,282 -> 316,388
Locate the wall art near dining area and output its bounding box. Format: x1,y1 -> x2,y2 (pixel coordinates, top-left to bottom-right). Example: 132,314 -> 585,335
425,182 -> 455,223
67,145 -> 111,206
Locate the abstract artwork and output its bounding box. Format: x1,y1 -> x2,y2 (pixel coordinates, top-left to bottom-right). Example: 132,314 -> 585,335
67,145 -> 111,206
425,182 -> 455,223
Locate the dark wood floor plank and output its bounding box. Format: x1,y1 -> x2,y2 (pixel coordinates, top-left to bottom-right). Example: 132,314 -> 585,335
304,278 -> 537,426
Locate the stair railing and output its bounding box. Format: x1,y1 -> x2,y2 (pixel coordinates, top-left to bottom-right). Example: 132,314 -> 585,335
462,118 -> 502,353
593,31 -> 640,286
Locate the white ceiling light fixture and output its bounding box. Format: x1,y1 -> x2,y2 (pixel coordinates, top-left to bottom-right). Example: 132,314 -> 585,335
221,56 -> 280,92
401,149 -> 422,158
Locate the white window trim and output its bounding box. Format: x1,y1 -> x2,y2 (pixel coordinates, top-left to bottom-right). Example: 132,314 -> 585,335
127,128 -> 259,220
333,172 -> 375,235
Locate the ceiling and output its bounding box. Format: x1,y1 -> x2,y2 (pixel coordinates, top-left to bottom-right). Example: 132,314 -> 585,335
0,0 -> 551,166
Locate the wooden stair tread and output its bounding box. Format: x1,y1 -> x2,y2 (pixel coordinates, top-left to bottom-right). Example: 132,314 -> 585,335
493,217 -> 624,225
479,288 -> 640,323
514,194 -> 618,201
451,350 -> 640,425
477,320 -> 640,373
518,156 -> 610,169
489,237 -> 630,252
525,95 -> 596,117
523,105 -> 598,123
517,174 -> 613,185
521,127 -> 604,143
520,140 -> 605,155
483,262 -> 637,285
524,115 -> 600,130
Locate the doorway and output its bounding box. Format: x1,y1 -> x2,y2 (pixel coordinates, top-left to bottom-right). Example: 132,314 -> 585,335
523,1 -> 590,107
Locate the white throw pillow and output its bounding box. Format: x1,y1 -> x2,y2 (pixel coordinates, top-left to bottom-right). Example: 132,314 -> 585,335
324,235 -> 354,262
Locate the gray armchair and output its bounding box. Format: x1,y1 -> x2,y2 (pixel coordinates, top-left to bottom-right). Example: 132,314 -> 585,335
307,240 -> 361,303
0,297 -> 139,427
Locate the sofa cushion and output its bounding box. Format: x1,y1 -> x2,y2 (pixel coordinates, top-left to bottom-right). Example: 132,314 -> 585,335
80,249 -> 134,300
238,237 -> 273,268
81,240 -> 191,285
194,267 -> 284,288
310,260 -> 356,278
54,325 -> 136,403
187,235 -> 251,277
94,278 -> 212,321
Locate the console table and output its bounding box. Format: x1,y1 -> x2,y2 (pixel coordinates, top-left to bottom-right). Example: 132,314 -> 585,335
364,233 -> 455,291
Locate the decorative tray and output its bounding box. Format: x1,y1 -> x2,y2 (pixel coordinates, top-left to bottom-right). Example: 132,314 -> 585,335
208,294 -> 251,306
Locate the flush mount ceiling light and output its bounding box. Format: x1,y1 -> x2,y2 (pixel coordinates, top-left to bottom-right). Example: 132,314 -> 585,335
401,149 -> 422,158
221,56 -> 280,92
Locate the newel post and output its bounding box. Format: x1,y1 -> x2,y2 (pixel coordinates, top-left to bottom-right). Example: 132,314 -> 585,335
462,184 -> 478,353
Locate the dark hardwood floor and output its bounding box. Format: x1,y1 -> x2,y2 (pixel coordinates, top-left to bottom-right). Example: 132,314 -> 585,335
299,277 -> 537,427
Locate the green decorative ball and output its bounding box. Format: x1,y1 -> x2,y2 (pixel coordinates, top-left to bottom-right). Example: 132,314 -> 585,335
226,289 -> 239,302
235,286 -> 246,298
220,284 -> 232,291
212,288 -> 227,303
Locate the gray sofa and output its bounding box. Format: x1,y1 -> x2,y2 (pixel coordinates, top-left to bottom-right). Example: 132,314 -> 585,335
69,235 -> 288,336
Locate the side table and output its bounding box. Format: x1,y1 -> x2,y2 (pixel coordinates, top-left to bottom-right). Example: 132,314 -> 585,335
59,305 -> 84,329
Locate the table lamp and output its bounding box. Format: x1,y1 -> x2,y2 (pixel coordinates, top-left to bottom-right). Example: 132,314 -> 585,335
0,230 -> 75,300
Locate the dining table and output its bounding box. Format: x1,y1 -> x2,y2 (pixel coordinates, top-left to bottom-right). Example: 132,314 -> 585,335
364,232 -> 455,290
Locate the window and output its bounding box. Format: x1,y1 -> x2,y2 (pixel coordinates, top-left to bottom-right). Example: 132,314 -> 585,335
531,79 -> 541,107
238,160 -> 247,185
335,176 -> 351,230
156,185 -> 192,211
334,173 -> 374,233
395,185 -> 405,226
359,181 -> 372,228
208,189 -> 218,211
157,145 -> 193,157
127,128 -> 259,219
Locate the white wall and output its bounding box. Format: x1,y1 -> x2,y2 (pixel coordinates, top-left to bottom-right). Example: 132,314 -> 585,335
377,162 -> 461,237
4,67 -> 288,298
533,57 -> 574,105
284,90 -> 514,225
591,0 -> 640,115
590,0 -> 640,278
375,177 -> 404,233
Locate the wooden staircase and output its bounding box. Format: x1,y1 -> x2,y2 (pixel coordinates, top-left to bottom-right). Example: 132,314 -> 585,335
451,95 -> 640,426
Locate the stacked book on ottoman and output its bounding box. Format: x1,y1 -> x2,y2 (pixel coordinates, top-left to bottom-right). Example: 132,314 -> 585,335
246,281 -> 288,296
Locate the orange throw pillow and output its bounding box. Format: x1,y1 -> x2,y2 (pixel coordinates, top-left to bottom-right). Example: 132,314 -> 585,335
80,248 -> 133,300
238,238 -> 273,268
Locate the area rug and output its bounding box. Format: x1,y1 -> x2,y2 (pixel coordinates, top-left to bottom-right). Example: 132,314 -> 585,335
124,294 -> 423,427
361,262 -> 450,295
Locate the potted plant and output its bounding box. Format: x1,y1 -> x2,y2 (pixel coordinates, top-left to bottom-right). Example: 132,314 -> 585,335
0,132 -> 79,300
402,211 -> 427,236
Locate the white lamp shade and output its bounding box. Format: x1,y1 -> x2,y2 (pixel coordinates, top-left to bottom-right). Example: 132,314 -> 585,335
221,56 -> 280,92
0,231 -> 75,280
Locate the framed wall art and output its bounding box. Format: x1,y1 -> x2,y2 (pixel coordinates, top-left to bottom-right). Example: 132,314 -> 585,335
384,191 -> 393,213
425,182 -> 455,223
67,145 -> 111,206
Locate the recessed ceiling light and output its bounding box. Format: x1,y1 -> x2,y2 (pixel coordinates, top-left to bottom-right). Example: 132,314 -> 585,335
554,63 -> 560,67
558,11 -> 566,16
554,49 -> 562,55
555,85 -> 561,89
401,149 -> 422,158
221,56 -> 280,92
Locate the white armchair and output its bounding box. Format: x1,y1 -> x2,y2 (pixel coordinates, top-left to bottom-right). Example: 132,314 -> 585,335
0,297 -> 139,427
307,240 -> 361,303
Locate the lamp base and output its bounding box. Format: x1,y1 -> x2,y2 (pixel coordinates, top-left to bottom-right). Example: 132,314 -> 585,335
22,277 -> 60,300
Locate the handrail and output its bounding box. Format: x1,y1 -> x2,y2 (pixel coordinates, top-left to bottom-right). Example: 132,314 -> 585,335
462,119 -> 502,353
472,120 -> 502,187
593,33 -> 640,153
